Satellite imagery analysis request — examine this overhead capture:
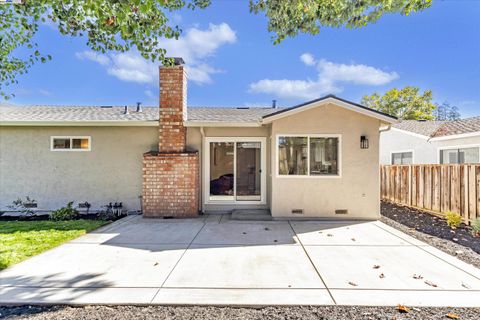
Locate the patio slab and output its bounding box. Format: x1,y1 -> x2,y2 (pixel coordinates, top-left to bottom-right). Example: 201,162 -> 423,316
164,244 -> 324,289
1,215 -> 479,307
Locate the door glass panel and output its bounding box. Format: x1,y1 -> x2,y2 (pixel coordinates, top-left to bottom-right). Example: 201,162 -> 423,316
209,142 -> 234,200
236,142 -> 261,201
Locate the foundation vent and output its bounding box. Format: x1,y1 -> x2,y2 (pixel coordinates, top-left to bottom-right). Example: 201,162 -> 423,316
291,209 -> 304,215
335,209 -> 348,215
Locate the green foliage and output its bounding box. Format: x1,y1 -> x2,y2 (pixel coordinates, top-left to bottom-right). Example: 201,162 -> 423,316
471,218 -> 480,237
434,102 -> 461,121
0,0 -> 210,99
445,211 -> 462,229
0,219 -> 107,269
250,0 -> 432,44
49,201 -> 78,221
7,196 -> 37,215
361,86 -> 437,120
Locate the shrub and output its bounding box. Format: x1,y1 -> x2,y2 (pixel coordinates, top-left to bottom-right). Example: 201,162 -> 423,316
8,196 -> 37,215
472,218 -> 480,237
445,211 -> 462,229
49,202 -> 78,221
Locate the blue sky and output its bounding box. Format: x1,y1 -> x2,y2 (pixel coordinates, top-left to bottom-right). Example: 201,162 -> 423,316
5,1 -> 480,117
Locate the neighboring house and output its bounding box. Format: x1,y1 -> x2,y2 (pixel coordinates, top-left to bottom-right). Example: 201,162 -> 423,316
0,58 -> 396,219
380,118 -> 480,165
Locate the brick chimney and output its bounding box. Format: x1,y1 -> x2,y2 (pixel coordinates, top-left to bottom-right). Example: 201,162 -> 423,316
142,58 -> 199,218
159,58 -> 187,153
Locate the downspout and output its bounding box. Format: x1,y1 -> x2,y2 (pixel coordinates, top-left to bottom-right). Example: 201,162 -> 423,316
200,126 -> 205,214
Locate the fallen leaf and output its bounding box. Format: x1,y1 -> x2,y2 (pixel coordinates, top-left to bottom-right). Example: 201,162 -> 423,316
273,239 -> 278,242
397,304 -> 410,313
327,234 -> 334,237
264,227 -> 270,231
351,238 -> 356,242
153,262 -> 159,266
242,232 -> 247,235
379,273 -> 385,279
446,313 -> 460,319
413,274 -> 423,280
461,282 -> 471,289
373,265 -> 381,269
348,281 -> 358,287
424,280 -> 438,287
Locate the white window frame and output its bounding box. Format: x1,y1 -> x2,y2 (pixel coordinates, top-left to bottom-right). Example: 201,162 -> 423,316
50,136 -> 91,152
275,134 -> 342,179
203,136 -> 267,205
390,149 -> 414,165
437,144 -> 480,164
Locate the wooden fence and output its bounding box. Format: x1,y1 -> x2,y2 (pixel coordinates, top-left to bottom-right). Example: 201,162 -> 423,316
380,164 -> 480,224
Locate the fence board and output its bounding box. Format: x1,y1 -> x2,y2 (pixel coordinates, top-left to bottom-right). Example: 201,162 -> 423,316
381,164 -> 480,224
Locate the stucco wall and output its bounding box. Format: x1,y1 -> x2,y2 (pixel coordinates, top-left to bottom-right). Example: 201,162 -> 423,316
0,126 -> 158,211
379,129 -> 437,164
187,126 -> 270,213
270,103 -> 381,219
380,129 -> 480,164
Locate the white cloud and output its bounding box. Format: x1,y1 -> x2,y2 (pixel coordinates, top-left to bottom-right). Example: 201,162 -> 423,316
75,51 -> 110,66
250,53 -> 399,100
300,53 -> 316,66
75,23 -> 236,85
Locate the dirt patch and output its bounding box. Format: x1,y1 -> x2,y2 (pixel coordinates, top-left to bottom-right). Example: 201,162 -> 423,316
381,201 -> 480,269
1,305 -> 479,320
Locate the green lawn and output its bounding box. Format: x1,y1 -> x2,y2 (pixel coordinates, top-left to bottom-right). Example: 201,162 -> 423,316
0,219 -> 108,270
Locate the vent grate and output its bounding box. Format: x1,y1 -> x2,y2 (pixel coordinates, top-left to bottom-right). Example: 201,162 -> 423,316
291,209 -> 304,214
335,209 -> 348,215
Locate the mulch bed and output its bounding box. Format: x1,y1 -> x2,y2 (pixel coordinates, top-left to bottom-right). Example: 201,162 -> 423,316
1,305 -> 479,320
381,201 -> 480,269
0,213 -> 126,222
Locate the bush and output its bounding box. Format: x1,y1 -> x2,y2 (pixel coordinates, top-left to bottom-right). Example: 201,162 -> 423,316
49,202 -> 78,221
445,211 -> 462,229
472,218 -> 480,237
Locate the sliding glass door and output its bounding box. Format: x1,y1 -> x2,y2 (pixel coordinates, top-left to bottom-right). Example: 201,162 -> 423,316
206,138 -> 265,204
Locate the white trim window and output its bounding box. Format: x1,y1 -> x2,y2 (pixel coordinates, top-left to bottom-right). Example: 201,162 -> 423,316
51,136 -> 91,151
439,146 -> 480,164
276,134 -> 341,178
391,151 -> 414,165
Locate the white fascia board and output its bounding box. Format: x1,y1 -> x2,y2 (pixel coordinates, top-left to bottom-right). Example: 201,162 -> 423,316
0,121 -> 159,126
262,97 -> 398,124
390,127 -> 430,140
430,131 -> 480,141
184,121 -> 262,127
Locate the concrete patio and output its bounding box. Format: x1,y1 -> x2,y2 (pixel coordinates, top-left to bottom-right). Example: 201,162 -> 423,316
1,215 -> 480,307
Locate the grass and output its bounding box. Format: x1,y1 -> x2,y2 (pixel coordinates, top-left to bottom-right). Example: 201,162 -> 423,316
0,219 -> 108,270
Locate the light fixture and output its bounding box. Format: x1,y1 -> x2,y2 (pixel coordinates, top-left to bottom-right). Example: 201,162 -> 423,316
360,135 -> 369,149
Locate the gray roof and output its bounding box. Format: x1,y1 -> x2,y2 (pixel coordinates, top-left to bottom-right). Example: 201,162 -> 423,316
393,117 -> 480,138
431,116 -> 480,137
187,107 -> 277,123
0,105 -> 279,123
393,120 -> 446,136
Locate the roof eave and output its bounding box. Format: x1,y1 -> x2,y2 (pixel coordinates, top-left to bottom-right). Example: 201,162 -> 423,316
0,120 -> 159,126
184,121 -> 262,127
429,131 -> 480,141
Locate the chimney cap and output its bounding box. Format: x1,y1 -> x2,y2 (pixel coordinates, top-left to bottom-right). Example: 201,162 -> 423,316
169,57 -> 185,66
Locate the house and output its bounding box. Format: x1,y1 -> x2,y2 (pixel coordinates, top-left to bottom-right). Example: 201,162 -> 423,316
380,118 -> 480,165
0,58 -> 397,219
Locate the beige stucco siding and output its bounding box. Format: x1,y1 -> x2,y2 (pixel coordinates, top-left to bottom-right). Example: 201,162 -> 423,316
270,103 -> 381,219
187,126 -> 271,213
0,126 -> 158,211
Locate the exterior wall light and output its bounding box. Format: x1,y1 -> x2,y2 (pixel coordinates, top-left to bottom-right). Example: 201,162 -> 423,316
360,135 -> 369,149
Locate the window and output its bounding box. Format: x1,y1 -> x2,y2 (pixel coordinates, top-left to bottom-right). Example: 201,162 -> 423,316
278,135 -> 340,177
51,136 -> 91,151
440,147 -> 479,164
391,151 -> 413,165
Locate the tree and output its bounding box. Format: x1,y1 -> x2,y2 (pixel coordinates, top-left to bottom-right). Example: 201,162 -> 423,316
434,102 -> 461,121
250,0 -> 432,44
0,0 -> 210,99
1,0 -> 432,99
361,86 -> 437,120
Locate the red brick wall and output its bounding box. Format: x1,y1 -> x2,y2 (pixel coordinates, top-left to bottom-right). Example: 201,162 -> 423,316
142,151 -> 199,218
141,61 -> 200,218
158,65 -> 187,153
